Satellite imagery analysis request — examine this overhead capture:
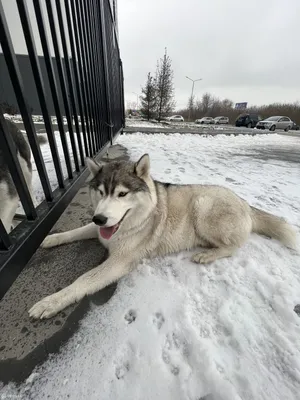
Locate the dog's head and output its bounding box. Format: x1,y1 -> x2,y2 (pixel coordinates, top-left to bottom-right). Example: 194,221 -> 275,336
87,154 -> 155,240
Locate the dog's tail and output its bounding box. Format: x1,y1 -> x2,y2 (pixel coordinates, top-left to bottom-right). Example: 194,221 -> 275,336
251,206 -> 298,250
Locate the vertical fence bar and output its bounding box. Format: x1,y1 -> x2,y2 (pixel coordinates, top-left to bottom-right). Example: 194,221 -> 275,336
33,0 -> 73,180
120,58 -> 125,128
95,0 -> 111,146
93,0 -> 107,147
85,0 -> 102,150
95,0 -> 110,145
0,220 -> 11,251
0,1 -> 53,201
64,0 -> 89,158
74,0 -> 97,155
103,1 -> 116,133
79,0 -> 99,153
55,0 -> 85,166
16,0 -> 65,189
69,0 -> 94,156
45,0 -> 80,171
0,113 -> 37,220
99,0 -> 113,144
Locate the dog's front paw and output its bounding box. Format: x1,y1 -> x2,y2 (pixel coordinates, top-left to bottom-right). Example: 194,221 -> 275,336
41,234 -> 61,249
192,250 -> 217,264
29,293 -> 67,319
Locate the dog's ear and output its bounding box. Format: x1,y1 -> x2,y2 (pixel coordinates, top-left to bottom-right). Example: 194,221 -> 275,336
86,157 -> 102,177
134,154 -> 150,178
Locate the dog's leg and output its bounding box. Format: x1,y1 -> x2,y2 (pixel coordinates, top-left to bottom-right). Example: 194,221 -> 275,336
29,255 -> 135,319
192,196 -> 251,264
41,223 -> 98,248
0,184 -> 19,233
192,246 -> 237,264
28,181 -> 38,208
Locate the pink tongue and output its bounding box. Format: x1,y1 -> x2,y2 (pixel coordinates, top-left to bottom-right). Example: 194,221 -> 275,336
99,225 -> 117,240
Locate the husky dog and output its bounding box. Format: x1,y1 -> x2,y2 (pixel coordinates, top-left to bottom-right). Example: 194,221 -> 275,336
0,119 -> 46,233
29,154 -> 298,319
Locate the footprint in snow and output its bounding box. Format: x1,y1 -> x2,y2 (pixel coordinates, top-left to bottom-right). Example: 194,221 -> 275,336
153,312 -> 165,329
115,362 -> 130,379
161,332 -> 188,376
165,168 -> 172,174
178,167 -> 185,173
124,309 -> 137,324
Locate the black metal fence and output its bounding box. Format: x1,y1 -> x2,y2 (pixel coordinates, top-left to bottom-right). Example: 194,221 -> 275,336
0,0 -> 125,299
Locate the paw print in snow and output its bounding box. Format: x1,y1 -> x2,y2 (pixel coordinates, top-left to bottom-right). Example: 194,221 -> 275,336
153,312 -> 165,329
115,362 -> 130,379
165,168 -> 172,174
161,332 -> 189,376
124,309 -> 137,324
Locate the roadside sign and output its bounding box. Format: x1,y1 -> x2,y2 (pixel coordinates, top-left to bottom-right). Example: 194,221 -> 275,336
235,102 -> 247,110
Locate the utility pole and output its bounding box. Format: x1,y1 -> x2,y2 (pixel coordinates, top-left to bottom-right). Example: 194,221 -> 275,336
186,76 -> 202,121
132,92 -> 139,111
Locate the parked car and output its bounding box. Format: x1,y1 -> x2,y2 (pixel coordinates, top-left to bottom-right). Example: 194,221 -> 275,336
169,115 -> 184,122
195,117 -> 214,124
235,113 -> 262,128
214,116 -> 229,124
291,122 -> 300,131
256,116 -> 293,132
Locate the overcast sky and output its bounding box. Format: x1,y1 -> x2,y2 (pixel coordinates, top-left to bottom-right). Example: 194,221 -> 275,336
118,0 -> 300,109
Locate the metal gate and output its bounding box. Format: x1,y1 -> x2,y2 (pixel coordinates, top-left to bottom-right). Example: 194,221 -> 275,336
0,0 -> 125,298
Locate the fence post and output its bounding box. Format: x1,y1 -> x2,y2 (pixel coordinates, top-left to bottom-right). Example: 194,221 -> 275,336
119,58 -> 125,129
99,0 -> 113,145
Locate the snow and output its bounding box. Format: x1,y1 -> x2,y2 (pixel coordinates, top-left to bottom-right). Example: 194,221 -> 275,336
2,133 -> 300,400
125,118 -> 167,128
16,131 -> 81,214
125,118 -> 251,131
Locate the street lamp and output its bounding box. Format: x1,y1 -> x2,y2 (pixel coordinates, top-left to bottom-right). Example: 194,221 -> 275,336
186,76 -> 202,121
132,92 -> 139,111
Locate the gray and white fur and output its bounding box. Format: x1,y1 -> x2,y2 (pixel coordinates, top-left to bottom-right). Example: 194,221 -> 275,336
29,154 -> 298,319
0,119 -> 46,232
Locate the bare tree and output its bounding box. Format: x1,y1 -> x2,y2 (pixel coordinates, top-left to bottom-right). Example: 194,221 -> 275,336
200,93 -> 214,115
140,73 -> 157,120
155,48 -> 175,121
0,101 -> 18,115
221,98 -> 233,110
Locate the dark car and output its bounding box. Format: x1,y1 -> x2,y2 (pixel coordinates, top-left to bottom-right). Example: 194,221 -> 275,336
291,122 -> 300,131
235,113 -> 262,128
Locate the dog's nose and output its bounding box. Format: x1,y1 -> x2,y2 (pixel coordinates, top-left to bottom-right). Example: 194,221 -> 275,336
92,214 -> 108,226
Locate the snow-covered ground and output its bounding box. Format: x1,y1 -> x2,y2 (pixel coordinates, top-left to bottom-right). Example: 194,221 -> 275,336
2,133 -> 300,400
125,118 -> 167,128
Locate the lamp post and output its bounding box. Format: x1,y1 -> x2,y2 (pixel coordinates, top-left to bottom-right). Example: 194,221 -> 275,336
186,76 -> 202,121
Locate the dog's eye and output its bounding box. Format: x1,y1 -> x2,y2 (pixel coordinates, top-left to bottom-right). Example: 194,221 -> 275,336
118,191 -> 128,197
99,190 -> 104,196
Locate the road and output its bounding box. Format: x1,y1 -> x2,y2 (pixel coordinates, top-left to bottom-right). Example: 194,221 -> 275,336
124,123 -> 300,137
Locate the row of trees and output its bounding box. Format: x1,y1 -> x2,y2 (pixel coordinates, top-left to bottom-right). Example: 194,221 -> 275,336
178,93 -> 300,124
139,48 -> 175,121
